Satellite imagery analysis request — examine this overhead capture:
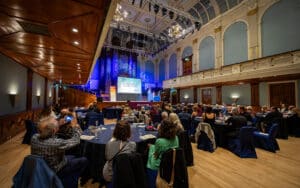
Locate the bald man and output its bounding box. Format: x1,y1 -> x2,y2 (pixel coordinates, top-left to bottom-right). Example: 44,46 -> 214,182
31,116 -> 88,187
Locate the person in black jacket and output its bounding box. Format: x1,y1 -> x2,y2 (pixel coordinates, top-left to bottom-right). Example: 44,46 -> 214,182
226,107 -> 247,138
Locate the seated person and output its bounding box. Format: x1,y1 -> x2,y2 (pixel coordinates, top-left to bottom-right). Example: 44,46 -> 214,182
262,106 -> 283,132
225,107 -> 247,138
178,106 -> 192,121
202,106 -> 215,126
103,120 -> 136,183
169,113 -> 184,133
238,106 -> 252,122
146,120 -> 179,188
31,116 -> 88,188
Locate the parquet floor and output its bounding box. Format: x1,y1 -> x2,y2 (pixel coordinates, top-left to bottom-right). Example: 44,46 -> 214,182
1,119 -> 300,188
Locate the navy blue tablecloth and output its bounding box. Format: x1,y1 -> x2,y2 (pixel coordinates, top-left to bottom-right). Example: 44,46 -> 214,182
80,124 -> 157,186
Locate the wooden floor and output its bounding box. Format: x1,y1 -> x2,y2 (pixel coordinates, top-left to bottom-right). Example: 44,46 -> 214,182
1,119 -> 300,188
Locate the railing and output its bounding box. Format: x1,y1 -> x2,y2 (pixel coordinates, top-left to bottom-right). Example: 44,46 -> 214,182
163,50 -> 300,88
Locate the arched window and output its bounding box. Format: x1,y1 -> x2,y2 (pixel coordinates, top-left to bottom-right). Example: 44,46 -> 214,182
224,21 -> 248,65
262,0 -> 300,56
182,46 -> 193,75
182,46 -> 193,58
145,60 -> 154,82
199,36 -> 215,70
169,53 -> 177,79
159,59 -> 165,83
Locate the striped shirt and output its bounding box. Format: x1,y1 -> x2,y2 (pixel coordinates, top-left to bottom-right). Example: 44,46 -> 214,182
31,127 -> 81,172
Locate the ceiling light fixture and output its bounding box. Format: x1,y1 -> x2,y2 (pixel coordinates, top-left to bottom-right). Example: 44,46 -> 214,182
73,41 -> 79,45
72,28 -> 78,33
168,24 -> 185,39
113,4 -> 128,22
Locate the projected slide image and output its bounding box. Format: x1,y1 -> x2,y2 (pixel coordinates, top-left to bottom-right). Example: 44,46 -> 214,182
117,77 -> 141,94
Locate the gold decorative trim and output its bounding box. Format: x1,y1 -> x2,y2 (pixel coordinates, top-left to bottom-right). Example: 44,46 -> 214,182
214,26 -> 222,33
247,7 -> 258,16
192,38 -> 198,44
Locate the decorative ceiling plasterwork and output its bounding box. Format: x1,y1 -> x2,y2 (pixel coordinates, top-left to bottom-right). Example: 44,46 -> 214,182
106,0 -> 244,56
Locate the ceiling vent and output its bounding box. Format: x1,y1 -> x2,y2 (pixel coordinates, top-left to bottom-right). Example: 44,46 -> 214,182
17,21 -> 51,36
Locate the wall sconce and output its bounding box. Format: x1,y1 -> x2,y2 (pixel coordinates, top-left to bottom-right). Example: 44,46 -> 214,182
36,95 -> 41,104
231,95 -> 240,104
8,93 -> 17,107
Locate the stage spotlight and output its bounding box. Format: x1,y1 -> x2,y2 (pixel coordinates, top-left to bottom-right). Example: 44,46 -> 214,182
169,11 -> 174,19
154,4 -> 159,14
162,8 -> 167,16
195,21 -> 201,31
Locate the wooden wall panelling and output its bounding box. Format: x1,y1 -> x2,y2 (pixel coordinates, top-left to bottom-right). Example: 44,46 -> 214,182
269,82 -> 296,107
251,83 -> 259,109
60,88 -> 97,108
193,87 -> 198,103
0,109 -> 42,144
216,86 -> 222,105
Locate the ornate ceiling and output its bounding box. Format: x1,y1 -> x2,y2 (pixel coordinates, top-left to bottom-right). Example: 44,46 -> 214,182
0,0 -> 112,84
106,0 -> 244,55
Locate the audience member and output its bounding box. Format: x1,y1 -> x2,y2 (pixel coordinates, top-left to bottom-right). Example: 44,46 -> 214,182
31,116 -> 88,188
169,113 -> 184,132
103,120 -> 136,183
225,107 -> 247,138
146,120 -> 179,188
238,106 -> 252,122
202,106 -> 215,126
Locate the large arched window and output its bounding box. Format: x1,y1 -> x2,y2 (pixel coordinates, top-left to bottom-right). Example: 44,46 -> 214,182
199,36 -> 215,70
169,53 -> 177,79
145,60 -> 154,82
182,46 -> 193,75
262,0 -> 300,56
223,21 -> 248,65
159,59 -> 165,83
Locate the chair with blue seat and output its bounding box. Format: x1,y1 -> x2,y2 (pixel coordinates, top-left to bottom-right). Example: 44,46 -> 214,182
195,122 -> 216,153
227,126 -> 257,158
13,155 -> 63,188
85,112 -> 104,129
22,120 -> 38,145
253,123 -> 280,152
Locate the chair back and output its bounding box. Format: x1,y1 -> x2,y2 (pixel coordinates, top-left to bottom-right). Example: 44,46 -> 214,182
87,112 -> 104,126
229,127 -> 257,158
268,124 -> 279,139
151,114 -> 162,124
112,152 -> 147,188
195,122 -> 216,151
13,155 -> 63,188
177,130 -> 194,166
159,148 -> 188,188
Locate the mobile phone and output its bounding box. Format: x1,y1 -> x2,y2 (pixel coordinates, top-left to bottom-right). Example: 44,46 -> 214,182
65,115 -> 73,123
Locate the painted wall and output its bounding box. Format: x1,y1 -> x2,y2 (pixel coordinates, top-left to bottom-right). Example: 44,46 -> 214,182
262,0 -> 300,57
199,36 -> 215,70
259,82 -> 268,107
224,21 -> 248,65
0,54 -> 27,116
169,53 -> 177,79
180,88 -> 193,103
222,84 -> 251,105
32,73 -> 45,109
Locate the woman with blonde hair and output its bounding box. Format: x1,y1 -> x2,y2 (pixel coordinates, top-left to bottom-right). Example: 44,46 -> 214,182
169,112 -> 184,132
